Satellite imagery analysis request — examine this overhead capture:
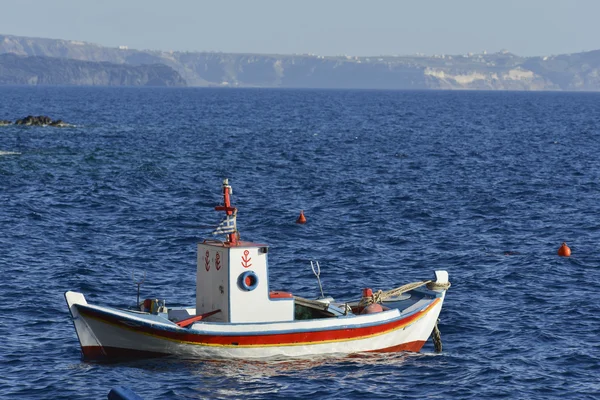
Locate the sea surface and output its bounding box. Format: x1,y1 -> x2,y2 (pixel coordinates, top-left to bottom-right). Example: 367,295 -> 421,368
1,86 -> 599,399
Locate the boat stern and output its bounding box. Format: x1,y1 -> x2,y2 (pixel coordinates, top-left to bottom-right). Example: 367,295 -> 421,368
65,291 -> 106,358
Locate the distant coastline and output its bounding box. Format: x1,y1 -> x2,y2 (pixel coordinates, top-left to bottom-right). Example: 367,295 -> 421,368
2,33 -> 600,91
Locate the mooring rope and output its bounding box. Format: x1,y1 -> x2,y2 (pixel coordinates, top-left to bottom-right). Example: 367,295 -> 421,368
432,319 -> 443,352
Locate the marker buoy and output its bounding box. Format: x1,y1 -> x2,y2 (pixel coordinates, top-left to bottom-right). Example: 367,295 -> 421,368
296,210 -> 306,224
557,242 -> 571,257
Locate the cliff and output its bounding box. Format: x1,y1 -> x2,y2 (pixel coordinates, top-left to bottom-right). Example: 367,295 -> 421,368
2,34 -> 600,90
0,52 -> 186,87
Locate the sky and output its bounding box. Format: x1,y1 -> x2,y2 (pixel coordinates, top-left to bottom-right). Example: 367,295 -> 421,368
1,0 -> 598,57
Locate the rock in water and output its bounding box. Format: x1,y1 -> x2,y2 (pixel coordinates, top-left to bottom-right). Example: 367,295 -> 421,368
49,119 -> 74,127
14,115 -> 72,127
15,115 -> 51,126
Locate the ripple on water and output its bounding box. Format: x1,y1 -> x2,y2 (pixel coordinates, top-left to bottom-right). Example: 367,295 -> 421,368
1,88 -> 600,399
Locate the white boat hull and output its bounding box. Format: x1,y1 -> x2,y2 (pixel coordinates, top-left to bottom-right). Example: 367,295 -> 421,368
65,290 -> 446,360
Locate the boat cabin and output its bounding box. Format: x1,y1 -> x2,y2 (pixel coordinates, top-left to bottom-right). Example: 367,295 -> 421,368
196,239 -> 294,323
195,179 -> 295,323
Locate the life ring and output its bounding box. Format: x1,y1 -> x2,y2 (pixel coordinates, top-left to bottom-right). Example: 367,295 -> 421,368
239,271 -> 259,291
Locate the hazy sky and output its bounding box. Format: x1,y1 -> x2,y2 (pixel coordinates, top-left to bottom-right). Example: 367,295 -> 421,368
1,0 -> 598,57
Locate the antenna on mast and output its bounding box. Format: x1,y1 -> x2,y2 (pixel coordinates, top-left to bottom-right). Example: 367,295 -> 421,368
214,178 -> 238,245
132,269 -> 146,308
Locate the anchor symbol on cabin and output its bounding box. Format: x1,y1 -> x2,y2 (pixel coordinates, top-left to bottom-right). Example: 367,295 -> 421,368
241,250 -> 252,268
215,251 -> 222,270
205,250 -> 211,271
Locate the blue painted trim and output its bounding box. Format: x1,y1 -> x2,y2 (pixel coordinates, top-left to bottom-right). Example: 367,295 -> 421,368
239,270 -> 259,291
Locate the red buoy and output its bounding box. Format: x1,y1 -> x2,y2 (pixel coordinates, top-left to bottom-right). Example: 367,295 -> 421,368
361,303 -> 384,314
557,242 -> 571,257
296,210 -> 306,224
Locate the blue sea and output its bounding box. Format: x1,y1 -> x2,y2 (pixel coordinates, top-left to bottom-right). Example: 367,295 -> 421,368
1,86 -> 599,399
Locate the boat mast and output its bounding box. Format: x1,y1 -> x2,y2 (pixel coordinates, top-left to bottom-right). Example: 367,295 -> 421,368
214,178 -> 238,245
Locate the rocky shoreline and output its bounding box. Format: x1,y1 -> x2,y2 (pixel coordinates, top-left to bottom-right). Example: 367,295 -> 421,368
0,115 -> 73,127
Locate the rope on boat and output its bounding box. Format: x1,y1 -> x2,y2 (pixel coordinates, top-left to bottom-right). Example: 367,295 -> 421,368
432,319 -> 443,353
357,279 -> 450,353
357,280 -> 451,308
426,280 -> 452,291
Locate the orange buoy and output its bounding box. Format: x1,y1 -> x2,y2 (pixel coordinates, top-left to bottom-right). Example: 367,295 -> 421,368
296,210 -> 306,224
557,242 -> 571,257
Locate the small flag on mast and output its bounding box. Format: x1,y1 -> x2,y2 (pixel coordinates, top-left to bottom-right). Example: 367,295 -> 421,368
213,215 -> 236,235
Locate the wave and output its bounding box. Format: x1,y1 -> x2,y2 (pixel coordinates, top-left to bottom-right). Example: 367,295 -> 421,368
0,150 -> 21,156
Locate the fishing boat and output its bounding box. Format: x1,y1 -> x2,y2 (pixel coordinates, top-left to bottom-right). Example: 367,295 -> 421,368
65,179 -> 450,360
